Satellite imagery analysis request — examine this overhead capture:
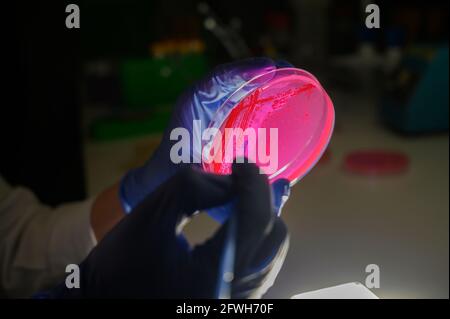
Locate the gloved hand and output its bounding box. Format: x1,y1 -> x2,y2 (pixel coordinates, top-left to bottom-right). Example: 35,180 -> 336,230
119,58 -> 293,219
44,162 -> 289,298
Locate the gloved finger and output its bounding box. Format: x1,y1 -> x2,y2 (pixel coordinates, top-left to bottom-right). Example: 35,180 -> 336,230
231,161 -> 275,272
192,160 -> 275,256
206,178 -> 291,223
129,166 -> 234,235
188,161 -> 287,297
186,220 -> 231,297
187,217 -> 286,299
232,218 -> 289,298
271,178 -> 291,216
179,58 -> 277,119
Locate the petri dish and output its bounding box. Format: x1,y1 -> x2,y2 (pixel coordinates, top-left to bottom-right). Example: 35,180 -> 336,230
201,68 -> 335,186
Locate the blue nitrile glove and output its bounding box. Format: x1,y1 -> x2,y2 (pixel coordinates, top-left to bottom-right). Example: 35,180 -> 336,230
43,162 -> 289,298
119,58 -> 293,219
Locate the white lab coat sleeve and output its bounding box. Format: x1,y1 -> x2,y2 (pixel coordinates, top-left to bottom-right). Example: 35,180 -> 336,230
0,177 -> 97,298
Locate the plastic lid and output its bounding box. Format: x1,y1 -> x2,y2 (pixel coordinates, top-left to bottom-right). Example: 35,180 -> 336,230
201,68 -> 335,185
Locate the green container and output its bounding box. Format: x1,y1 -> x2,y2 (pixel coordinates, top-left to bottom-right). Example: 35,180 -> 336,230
121,54 -> 208,108
90,54 -> 208,141
90,109 -> 172,141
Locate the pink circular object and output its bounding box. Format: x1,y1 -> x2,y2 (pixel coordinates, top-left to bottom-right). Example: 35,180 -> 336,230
201,68 -> 335,185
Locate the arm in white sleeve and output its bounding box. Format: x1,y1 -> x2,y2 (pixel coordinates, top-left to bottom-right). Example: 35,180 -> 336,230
0,176 -> 97,298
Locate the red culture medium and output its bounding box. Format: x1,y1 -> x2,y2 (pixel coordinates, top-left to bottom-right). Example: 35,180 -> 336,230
202,68 -> 335,185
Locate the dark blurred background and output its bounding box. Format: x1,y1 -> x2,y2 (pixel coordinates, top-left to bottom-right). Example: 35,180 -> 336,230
1,0 -> 448,298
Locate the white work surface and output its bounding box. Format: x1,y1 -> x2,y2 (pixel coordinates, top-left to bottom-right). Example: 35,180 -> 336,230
84,91 -> 449,299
